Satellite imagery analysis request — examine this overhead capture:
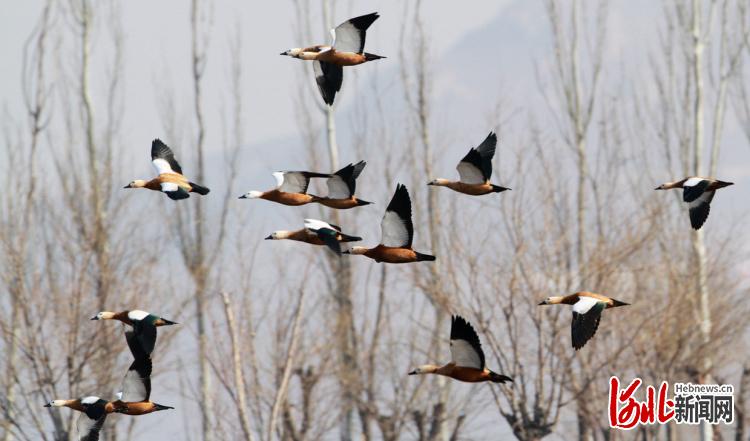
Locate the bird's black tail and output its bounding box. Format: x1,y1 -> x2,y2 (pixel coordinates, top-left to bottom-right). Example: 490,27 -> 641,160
489,371 -> 513,384
415,252 -> 436,262
491,185 -> 511,193
189,182 -> 210,195
364,53 -> 386,62
338,233 -> 362,243
153,403 -> 174,412
356,199 -> 373,206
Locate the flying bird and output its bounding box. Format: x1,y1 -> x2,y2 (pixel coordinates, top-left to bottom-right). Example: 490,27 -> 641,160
44,396 -> 115,441
281,12 -> 385,105
125,139 -> 210,200
343,184 -> 435,263
538,291 -> 629,350
91,309 -> 177,356
44,331 -> 173,440
408,315 -> 513,383
239,170 -> 330,206
655,177 -> 733,230
110,330 -> 174,416
428,132 -> 510,196
314,161 -> 372,209
265,218 -> 362,255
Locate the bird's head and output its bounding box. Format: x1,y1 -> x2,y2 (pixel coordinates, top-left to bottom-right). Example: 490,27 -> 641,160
408,365 -> 437,375
124,180 -> 146,189
280,48 -> 302,58
44,400 -> 68,408
239,191 -> 263,199
90,311 -> 115,320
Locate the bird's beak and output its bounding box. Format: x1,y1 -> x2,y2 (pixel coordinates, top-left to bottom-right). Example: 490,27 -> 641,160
239,194 -> 247,199
341,249 -> 351,254
654,185 -> 663,190
264,235 -> 272,240
427,182 -> 434,186
90,316 -> 99,320
408,370 -> 417,375
43,403 -> 51,407
538,300 -> 547,305
280,51 -> 288,56
123,185 -> 130,189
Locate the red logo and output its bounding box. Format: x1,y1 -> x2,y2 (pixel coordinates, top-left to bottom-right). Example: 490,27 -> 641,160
609,376 -> 675,429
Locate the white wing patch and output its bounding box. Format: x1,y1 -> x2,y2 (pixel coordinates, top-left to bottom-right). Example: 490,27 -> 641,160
688,191 -> 714,208
272,172 -> 285,188
573,297 -> 601,314
449,339 -> 483,369
128,310 -> 149,321
326,175 -> 350,199
380,211 -> 409,247
457,162 -> 485,185
304,219 -> 334,231
332,21 -> 363,53
277,172 -> 307,193
683,177 -> 704,187
152,158 -> 174,175
160,182 -> 179,193
81,396 -> 100,404
120,369 -> 148,402
76,412 -> 105,441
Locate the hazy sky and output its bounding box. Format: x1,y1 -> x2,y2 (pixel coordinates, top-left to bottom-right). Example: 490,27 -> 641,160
3,1 -> 749,439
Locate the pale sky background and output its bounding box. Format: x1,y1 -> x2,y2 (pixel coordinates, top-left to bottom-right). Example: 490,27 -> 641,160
2,0 -> 749,439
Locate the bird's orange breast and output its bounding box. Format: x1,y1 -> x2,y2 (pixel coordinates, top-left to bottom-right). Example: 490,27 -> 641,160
365,246 -> 418,263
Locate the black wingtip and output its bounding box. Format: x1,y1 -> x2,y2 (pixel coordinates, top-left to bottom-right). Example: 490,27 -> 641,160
348,12 -> 380,32
392,183 -> 410,204
450,315 -> 471,339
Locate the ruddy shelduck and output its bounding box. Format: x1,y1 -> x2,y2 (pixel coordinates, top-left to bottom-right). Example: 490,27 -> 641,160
314,161 -> 372,209
44,332 -> 173,440
125,139 -> 210,200
44,396 -> 117,441
655,177 -> 733,230
239,170 -> 329,206
408,315 -> 512,383
92,309 -> 177,356
265,218 -> 362,255
538,291 -> 629,350
343,184 -> 435,263
110,330 -> 174,416
428,132 -> 510,196
281,12 -> 385,105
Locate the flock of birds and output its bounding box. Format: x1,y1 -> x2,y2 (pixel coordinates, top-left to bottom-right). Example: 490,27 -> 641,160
44,11 -> 735,440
